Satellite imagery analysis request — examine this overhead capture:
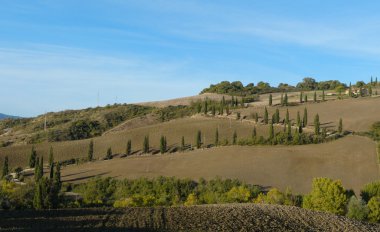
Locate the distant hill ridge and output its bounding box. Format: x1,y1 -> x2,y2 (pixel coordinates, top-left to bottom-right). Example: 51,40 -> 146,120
0,113 -> 20,120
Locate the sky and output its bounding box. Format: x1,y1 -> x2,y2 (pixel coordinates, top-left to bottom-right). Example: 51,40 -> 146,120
1,1 -> 380,117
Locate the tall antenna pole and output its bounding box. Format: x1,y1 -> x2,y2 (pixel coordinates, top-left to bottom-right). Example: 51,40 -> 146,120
44,113 -> 47,131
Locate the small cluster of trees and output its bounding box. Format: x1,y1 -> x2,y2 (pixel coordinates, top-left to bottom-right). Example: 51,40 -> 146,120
191,96 -> 247,118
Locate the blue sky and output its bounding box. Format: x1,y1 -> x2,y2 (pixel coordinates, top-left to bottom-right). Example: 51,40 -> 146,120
1,1 -> 379,117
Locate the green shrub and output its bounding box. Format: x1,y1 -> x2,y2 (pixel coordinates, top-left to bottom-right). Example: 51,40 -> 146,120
368,197 -> 380,222
346,196 -> 369,221
361,181 -> 380,203
302,178 -> 348,215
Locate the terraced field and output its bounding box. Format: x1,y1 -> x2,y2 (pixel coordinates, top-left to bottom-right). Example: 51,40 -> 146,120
0,204 -> 378,231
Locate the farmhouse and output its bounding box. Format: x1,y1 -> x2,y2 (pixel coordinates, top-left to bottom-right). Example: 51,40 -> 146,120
345,87 -> 368,96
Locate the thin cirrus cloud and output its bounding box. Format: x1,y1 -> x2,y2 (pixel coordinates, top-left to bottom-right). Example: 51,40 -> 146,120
0,45 -> 208,117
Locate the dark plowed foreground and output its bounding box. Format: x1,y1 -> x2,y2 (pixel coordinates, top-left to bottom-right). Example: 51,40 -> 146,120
1,204 -> 379,232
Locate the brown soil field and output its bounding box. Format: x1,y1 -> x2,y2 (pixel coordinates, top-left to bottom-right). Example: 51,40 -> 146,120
61,136 -> 379,194
0,204 -> 378,231
0,117 -> 270,168
240,95 -> 380,132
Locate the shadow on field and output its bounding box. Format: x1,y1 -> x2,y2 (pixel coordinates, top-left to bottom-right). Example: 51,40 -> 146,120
62,172 -> 110,182
62,170 -> 91,178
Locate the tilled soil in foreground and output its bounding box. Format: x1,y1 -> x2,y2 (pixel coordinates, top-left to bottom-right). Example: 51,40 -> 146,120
0,204 -> 379,232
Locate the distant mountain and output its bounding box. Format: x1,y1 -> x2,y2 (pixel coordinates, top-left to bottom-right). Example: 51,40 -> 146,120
0,113 -> 20,120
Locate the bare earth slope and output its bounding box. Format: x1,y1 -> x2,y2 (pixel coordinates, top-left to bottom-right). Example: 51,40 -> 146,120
0,204 -> 378,232
62,136 -> 379,194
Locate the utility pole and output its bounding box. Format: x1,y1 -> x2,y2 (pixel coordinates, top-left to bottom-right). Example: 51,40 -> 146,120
44,113 -> 47,131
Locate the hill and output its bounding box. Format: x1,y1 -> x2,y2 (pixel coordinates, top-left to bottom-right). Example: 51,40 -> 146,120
60,135 -> 378,194
0,204 -> 378,231
0,113 -> 19,120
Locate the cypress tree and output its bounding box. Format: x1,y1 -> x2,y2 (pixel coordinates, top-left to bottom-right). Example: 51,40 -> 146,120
49,162 -> 54,180
371,76 -> 373,86
296,111 -> 301,127
300,92 -> 303,103
88,140 -> 94,161
313,91 -> 317,102
369,86 -> 373,96
255,113 -> 259,123
39,156 -> 44,178
226,105 -> 230,115
322,89 -> 325,101
285,109 -> 289,124
303,108 -> 308,127
33,181 -> 43,210
232,130 -> 237,145
280,94 -> 284,106
338,118 -> 343,134
314,114 -> 320,135
215,128 -> 219,146
376,77 -> 378,86
220,105 -> 224,115
287,120 -> 292,138
231,96 -> 235,106
181,136 -> 185,151
126,139 -> 132,156
284,93 -> 288,106
34,157 -> 41,181
196,130 -> 202,149
293,129 -> 300,145
212,106 -> 216,116
196,102 -> 202,113
252,126 -> 257,138
106,147 -> 113,159
275,109 -> 280,124
143,136 -> 149,153
304,94 -> 308,103
298,124 -> 303,134
49,146 -> 54,168
29,146 -> 37,168
160,136 -> 167,154
204,100 -> 208,115
54,162 -> 61,191
264,107 -> 269,124
222,96 -> 226,106
269,122 -> 274,140
2,156 -> 9,178
269,94 -> 272,106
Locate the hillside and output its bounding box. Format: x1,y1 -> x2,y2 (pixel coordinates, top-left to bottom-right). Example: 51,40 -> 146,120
1,204 -> 378,231
61,135 -> 378,194
0,113 -> 19,120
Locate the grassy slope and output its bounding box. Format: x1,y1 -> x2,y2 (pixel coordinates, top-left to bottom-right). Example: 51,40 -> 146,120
0,204 -> 378,231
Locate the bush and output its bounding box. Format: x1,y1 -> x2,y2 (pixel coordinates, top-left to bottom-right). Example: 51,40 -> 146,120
360,181 -> 380,203
368,197 -> 380,222
184,193 -> 199,206
302,178 -> 348,215
226,186 -> 251,203
346,196 -> 369,221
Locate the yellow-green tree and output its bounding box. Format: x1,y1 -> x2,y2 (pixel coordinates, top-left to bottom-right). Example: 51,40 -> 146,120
226,186 -> 251,203
302,177 -> 348,215
368,197 -> 380,222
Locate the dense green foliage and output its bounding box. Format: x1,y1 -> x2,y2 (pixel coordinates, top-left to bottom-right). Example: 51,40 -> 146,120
361,181 -> 380,203
73,177 -> 261,207
346,196 -> 369,221
201,78 -> 348,97
303,178 -> 348,215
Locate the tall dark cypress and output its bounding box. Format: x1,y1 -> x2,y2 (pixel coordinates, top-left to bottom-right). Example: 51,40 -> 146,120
2,156 -> 9,178
88,140 -> 94,161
